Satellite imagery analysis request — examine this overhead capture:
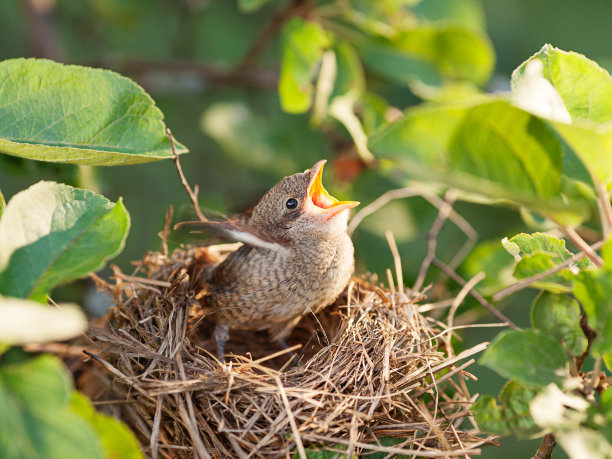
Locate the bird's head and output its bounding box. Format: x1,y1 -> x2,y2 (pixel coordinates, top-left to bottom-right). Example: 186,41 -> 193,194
251,160 -> 359,242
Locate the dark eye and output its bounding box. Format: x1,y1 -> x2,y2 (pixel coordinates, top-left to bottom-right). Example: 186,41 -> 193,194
285,198 -> 298,210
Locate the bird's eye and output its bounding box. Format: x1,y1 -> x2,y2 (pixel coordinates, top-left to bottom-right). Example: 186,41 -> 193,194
285,198 -> 298,210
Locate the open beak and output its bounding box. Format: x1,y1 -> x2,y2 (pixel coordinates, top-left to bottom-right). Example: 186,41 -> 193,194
307,160 -> 359,219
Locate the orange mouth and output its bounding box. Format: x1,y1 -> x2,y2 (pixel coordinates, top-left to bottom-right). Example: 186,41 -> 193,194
307,160 -> 359,219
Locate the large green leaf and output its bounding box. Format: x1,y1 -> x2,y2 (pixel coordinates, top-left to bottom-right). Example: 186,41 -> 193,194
0,352 -> 104,459
0,58 -> 187,165
0,296 -> 86,344
472,380 -> 540,437
512,45 -> 612,186
574,268 -> 612,356
480,329 -> 570,387
531,292 -> 587,357
369,100 -> 584,218
0,181 -> 130,299
278,19 -> 330,114
70,392 -> 142,459
358,23 -> 494,90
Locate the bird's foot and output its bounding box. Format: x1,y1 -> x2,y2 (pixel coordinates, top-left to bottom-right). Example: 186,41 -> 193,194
214,323 -> 230,363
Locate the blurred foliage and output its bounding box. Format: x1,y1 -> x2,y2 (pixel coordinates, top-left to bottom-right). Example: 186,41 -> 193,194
2,0 -> 612,457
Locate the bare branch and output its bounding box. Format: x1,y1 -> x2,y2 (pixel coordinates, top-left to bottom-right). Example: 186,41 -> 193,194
167,129 -> 207,222
432,258 -> 520,330
562,225 -> 603,267
413,189 -> 458,293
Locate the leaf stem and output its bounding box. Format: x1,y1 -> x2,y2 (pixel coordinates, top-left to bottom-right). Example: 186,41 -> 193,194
562,225 -> 604,267
594,178 -> 612,240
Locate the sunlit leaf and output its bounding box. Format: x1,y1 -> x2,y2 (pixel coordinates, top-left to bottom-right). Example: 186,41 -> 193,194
513,44 -> 612,126
0,351 -> 104,459
70,392 -> 142,459
480,329 -> 570,387
0,58 -> 187,165
0,296 -> 86,344
0,181 -> 130,299
504,233 -> 591,293
370,100 -> 587,221
531,292 -> 587,357
358,23 -> 494,90
278,19 -> 330,114
472,381 -> 540,437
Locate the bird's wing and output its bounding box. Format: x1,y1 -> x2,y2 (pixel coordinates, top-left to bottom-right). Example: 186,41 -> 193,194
175,219 -> 290,253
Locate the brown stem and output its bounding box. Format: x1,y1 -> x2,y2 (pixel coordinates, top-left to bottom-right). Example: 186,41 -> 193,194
432,258 -> 520,330
531,433 -> 556,459
576,313 -> 597,372
562,225 -> 604,267
166,129 -> 207,222
594,178 -> 612,239
238,0 -> 311,70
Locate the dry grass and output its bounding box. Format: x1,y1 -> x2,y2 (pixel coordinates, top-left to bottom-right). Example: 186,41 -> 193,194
78,245 -> 493,458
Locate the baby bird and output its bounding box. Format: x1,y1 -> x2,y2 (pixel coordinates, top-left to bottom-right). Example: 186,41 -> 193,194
181,160 -> 359,357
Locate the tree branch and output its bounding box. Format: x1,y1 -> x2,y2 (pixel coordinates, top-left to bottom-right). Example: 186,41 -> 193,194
167,129 -> 207,222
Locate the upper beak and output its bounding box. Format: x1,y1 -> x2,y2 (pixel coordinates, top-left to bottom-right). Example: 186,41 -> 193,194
307,160 -> 359,219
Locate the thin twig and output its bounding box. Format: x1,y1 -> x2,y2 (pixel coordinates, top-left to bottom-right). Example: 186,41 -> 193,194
493,239 -> 606,301
562,225 -> 604,267
385,230 -> 404,295
159,205 -> 174,256
167,128 -> 207,222
414,189 -> 458,293
432,258 -> 520,330
594,178 -> 612,239
446,272 -> 486,356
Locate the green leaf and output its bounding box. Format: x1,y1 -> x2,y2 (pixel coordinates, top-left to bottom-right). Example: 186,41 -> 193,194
480,329 -> 570,387
0,296 -> 86,344
461,240 -> 515,296
0,351 -> 104,459
358,23 -> 494,90
574,269 -> 612,356
505,233 -> 590,292
531,292 -> 587,357
238,0 -> 272,13
278,19 -> 330,114
370,100 -> 584,219
472,381 -> 540,437
412,0 -> 486,29
0,58 -> 187,166
512,45 -> 612,187
70,392 -> 142,459
0,181 -> 130,299
512,44 -> 612,126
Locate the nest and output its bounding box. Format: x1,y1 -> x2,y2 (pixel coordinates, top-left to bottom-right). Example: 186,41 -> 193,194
77,244 -> 491,458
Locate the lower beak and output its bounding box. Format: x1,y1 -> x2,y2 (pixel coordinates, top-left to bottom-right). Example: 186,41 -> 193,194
307,160 -> 359,219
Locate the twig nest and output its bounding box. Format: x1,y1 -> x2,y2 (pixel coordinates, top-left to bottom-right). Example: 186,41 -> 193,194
83,245 -> 488,457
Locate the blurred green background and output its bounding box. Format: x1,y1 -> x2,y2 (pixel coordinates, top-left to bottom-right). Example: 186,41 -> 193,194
2,0 -> 610,456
